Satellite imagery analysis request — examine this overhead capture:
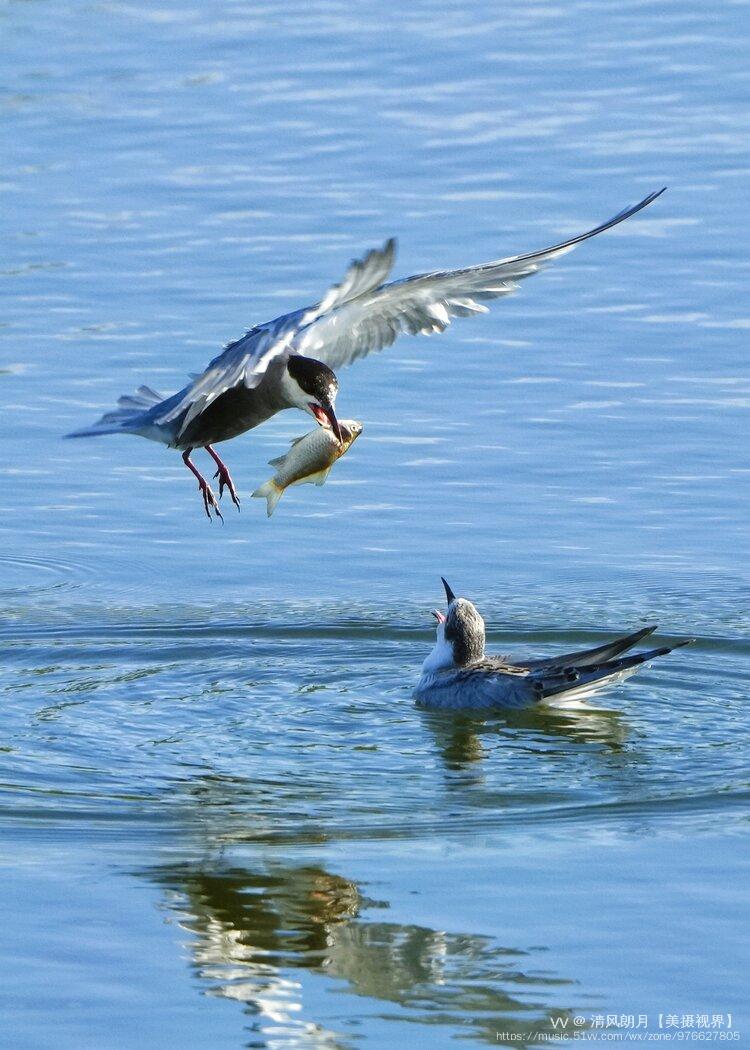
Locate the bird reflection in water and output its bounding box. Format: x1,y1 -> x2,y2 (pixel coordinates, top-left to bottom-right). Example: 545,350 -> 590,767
146,859 -> 579,1046
422,701 -> 629,778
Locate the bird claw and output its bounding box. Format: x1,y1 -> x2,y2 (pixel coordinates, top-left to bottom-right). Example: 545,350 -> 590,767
213,467 -> 241,511
199,479 -> 223,522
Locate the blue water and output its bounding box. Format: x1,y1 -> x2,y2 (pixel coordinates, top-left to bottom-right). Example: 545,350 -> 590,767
1,1 -> 749,1046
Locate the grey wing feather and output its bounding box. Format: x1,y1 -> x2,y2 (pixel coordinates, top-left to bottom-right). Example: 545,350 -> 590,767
294,190 -> 666,370
313,239 -> 397,316
462,657 -> 528,676
520,625 -> 658,670
533,639 -> 692,701
152,242 -> 397,436
116,385 -> 164,412
93,383 -> 166,425
154,325 -> 290,435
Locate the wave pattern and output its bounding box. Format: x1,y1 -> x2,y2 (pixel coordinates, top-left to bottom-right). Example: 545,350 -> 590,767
1,604 -> 746,844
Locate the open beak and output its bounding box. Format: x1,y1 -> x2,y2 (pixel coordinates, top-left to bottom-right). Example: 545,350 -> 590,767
432,609 -> 446,624
310,403 -> 343,444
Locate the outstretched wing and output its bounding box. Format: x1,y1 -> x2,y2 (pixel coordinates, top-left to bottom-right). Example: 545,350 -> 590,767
153,241 -> 398,435
294,189 -> 665,370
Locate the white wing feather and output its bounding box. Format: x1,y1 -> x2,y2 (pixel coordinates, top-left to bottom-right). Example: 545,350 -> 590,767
315,238 -> 397,315
294,190 -> 665,370
152,190 -> 664,432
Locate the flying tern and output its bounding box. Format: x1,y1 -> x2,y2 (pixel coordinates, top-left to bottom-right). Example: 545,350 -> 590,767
67,188 -> 665,520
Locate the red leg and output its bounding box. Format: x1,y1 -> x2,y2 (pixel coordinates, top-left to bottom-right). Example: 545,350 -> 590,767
205,444 -> 241,510
182,449 -> 223,522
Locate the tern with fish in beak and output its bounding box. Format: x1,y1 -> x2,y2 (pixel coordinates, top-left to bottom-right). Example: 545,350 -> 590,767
252,419 -> 363,516
414,578 -> 692,710
66,189 -> 665,520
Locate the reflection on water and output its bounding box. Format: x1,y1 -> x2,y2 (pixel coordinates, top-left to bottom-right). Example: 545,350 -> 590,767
147,857 -> 575,1047
424,704 -> 629,777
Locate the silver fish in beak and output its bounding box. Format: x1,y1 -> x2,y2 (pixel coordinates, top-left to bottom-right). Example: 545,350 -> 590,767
252,419 -> 363,516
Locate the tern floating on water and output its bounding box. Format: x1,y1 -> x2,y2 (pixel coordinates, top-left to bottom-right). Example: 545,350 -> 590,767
66,189 -> 665,520
414,577 -> 691,710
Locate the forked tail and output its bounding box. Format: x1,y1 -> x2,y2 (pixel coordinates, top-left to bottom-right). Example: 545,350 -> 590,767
66,385 -> 164,438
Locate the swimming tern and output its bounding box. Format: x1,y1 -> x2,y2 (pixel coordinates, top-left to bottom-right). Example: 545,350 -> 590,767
414,577 -> 691,710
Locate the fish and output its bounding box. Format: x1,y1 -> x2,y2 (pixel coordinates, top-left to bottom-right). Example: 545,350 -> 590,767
251,420 -> 363,516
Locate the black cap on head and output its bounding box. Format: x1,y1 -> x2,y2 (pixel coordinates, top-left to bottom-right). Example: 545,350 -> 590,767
287,355 -> 338,405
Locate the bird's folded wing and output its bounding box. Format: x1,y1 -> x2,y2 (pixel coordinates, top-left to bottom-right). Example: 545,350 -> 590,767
455,658 -> 528,679
531,643 -> 682,700
154,326 -> 288,434
294,189 -> 665,370
519,625 -> 658,670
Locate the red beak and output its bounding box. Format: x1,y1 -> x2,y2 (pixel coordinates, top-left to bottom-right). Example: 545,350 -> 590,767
311,403 -> 343,443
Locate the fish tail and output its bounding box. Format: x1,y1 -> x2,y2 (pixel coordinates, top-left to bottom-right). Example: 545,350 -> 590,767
251,478 -> 283,517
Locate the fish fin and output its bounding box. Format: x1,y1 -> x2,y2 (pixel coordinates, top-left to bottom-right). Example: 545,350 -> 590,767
251,478 -> 283,517
268,435 -> 308,467
290,468 -> 331,488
